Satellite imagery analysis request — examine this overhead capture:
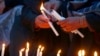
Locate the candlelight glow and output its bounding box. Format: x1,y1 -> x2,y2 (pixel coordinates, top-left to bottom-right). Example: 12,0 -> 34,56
1,43 -> 6,56
37,45 -> 42,56
57,49 -> 62,56
40,3 -> 44,11
40,46 -> 44,56
41,46 -> 44,52
25,42 -> 30,56
94,51 -> 98,56
40,3 -> 59,36
19,48 -> 25,56
78,49 -> 85,56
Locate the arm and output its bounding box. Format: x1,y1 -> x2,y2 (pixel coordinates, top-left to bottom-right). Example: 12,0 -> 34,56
85,12 -> 100,32
76,2 -> 100,32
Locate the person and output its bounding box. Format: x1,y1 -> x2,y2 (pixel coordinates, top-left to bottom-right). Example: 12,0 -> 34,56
3,0 -> 70,56
44,0 -> 100,56
0,0 -> 24,56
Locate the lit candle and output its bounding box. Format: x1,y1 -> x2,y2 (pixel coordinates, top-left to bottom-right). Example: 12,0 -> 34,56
19,48 -> 25,56
51,10 -> 84,38
37,45 -> 42,56
40,46 -> 44,56
78,50 -> 81,56
94,51 -> 98,56
81,50 -> 85,56
57,49 -> 61,56
25,42 -> 29,56
78,49 -> 85,56
1,43 -> 6,56
40,3 -> 59,36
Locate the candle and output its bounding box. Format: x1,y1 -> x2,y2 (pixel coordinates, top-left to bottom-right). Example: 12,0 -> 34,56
40,3 -> 59,36
40,46 -> 44,56
78,49 -> 85,56
94,51 -> 98,56
37,45 -> 42,56
19,48 -> 25,56
57,49 -> 61,56
1,43 -> 6,56
51,10 -> 84,38
37,45 -> 44,56
25,42 -> 29,56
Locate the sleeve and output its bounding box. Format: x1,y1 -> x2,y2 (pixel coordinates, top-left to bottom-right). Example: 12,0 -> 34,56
85,12 -> 100,32
21,0 -> 43,31
21,7 -> 39,32
77,2 -> 100,14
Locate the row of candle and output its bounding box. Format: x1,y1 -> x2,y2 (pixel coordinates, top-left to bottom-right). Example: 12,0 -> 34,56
0,43 -> 61,56
1,43 -> 98,56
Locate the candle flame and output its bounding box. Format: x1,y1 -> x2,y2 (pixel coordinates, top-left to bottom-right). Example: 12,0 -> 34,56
78,49 -> 85,56
41,47 -> 44,52
25,42 -> 29,56
20,48 -> 25,52
40,3 -> 44,11
26,42 -> 29,50
1,43 -> 6,56
19,48 -> 25,56
94,51 -> 98,56
2,43 -> 6,47
37,45 -> 44,56
57,49 -> 62,56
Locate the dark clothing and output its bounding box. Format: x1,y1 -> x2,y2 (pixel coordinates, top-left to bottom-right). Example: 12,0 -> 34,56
59,0 -> 100,56
5,0 -> 70,56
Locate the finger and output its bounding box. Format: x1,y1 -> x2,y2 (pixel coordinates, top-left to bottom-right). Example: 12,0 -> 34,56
57,19 -> 68,25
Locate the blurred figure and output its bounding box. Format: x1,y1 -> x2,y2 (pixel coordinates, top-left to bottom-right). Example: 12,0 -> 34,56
45,0 -> 100,56
4,0 -> 70,56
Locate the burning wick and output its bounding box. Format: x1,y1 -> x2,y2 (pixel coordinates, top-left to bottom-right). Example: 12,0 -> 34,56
19,48 -> 25,56
25,42 -> 29,56
57,49 -> 62,56
40,3 -> 59,36
1,43 -> 6,56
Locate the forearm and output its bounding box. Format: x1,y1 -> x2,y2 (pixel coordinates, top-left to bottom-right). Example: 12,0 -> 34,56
85,13 -> 100,32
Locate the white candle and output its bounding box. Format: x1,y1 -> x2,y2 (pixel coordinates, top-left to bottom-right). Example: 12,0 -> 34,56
94,51 -> 98,56
78,49 -> 85,56
51,10 -> 84,38
25,42 -> 29,56
37,45 -> 42,56
57,49 -> 61,56
1,43 -> 6,56
40,3 -> 59,36
40,46 -> 44,56
19,48 -> 25,56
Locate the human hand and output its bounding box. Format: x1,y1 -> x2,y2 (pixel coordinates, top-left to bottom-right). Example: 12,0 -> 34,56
57,16 -> 87,32
35,15 -> 50,29
44,0 -> 61,10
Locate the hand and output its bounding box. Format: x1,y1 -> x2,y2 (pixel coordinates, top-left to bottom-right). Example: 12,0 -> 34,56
57,16 -> 87,32
35,15 -> 50,29
44,0 -> 61,10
